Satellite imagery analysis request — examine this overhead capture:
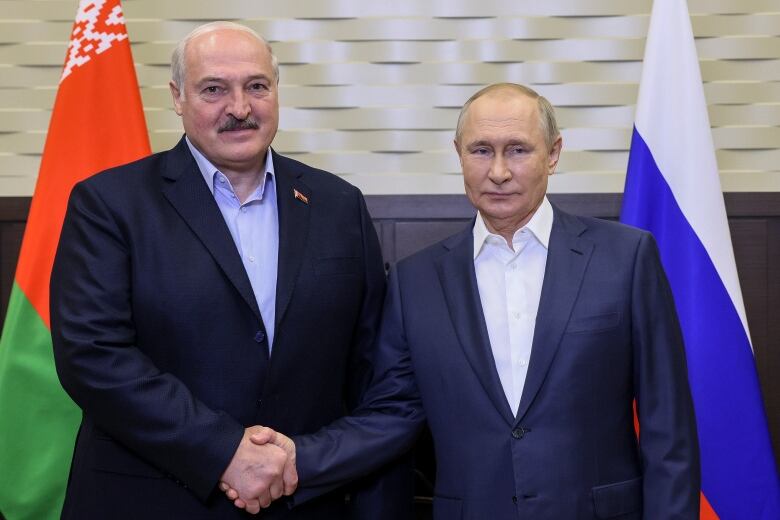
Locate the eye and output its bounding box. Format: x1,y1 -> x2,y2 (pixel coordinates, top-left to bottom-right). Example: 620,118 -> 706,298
202,85 -> 221,95
509,146 -> 526,155
248,82 -> 269,92
471,147 -> 491,156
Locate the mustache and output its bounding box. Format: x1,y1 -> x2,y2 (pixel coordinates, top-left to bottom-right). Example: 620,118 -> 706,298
218,116 -> 259,133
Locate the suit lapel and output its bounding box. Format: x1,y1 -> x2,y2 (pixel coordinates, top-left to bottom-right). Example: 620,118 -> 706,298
515,207 -> 593,423
435,226 -> 515,426
272,151 -> 311,330
160,137 -> 262,321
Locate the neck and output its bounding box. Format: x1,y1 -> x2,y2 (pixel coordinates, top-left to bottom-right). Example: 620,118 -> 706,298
482,199 -> 543,249
222,169 -> 265,204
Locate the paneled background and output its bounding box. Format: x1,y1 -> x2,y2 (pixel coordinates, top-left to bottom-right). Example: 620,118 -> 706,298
1,0 -> 779,196
0,2 -> 779,511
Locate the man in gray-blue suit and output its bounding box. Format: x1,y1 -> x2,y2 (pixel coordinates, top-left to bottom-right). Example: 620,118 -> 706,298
236,83 -> 701,519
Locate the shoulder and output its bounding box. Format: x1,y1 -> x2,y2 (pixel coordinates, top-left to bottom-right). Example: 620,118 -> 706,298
75,147 -> 174,196
555,205 -> 651,245
396,223 -> 473,271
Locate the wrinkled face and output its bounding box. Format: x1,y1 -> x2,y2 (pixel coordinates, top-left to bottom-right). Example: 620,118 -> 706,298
170,28 -> 279,175
455,91 -> 562,237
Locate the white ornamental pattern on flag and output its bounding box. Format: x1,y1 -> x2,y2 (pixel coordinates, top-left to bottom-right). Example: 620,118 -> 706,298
61,0 -> 128,82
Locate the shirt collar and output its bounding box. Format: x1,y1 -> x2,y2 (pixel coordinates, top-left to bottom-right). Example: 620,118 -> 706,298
473,196 -> 554,260
185,135 -> 275,198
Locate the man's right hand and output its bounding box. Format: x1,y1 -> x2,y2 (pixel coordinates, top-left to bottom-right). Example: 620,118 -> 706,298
220,426 -> 294,514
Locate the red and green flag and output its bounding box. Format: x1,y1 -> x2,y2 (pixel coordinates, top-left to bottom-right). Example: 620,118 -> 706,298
0,1 -> 150,518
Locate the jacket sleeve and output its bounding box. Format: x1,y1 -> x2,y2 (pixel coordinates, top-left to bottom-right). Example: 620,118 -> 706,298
631,231 -> 701,518
344,193 -> 417,519
50,181 -> 244,502
292,263 -> 427,507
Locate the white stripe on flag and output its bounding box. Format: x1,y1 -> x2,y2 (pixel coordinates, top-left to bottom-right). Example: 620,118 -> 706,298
634,0 -> 750,344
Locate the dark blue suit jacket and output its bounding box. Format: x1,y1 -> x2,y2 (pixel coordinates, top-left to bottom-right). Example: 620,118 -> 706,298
51,137 -> 395,519
295,205 -> 700,519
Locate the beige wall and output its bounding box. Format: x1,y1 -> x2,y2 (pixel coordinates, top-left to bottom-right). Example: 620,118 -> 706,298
2,0 -> 779,195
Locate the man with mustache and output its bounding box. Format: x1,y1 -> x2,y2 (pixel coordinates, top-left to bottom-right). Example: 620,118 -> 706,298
50,21 -> 402,519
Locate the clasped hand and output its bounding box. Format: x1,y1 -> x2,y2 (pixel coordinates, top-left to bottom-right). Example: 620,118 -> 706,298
219,426 -> 297,514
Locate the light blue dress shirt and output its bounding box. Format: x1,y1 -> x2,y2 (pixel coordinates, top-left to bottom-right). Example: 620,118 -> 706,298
186,137 -> 279,351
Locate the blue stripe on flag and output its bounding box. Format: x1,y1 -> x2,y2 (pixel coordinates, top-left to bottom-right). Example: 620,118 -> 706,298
622,127 -> 780,519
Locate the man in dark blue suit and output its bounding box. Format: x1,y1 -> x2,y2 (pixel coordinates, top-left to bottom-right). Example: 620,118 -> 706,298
270,83 -> 701,519
50,21 -> 404,519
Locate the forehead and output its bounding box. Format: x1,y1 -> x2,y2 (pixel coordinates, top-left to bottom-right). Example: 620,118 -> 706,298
462,92 -> 540,141
185,29 -> 273,81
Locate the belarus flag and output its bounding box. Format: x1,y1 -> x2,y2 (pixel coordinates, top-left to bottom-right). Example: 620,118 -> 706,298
0,2 -> 149,519
621,0 -> 780,518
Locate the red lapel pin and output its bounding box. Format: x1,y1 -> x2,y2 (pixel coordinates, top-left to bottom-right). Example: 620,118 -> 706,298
293,188 -> 309,205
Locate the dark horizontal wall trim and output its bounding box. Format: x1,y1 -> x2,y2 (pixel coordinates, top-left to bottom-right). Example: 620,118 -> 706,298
0,193 -> 776,221
365,192 -> 780,220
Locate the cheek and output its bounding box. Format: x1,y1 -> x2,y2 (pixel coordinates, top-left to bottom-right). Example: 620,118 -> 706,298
462,166 -> 486,192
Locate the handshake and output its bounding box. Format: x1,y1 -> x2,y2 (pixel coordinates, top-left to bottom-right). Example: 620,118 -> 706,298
219,426 -> 298,515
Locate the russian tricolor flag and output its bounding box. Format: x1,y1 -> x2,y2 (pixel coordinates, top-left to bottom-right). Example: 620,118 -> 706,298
621,0 -> 780,518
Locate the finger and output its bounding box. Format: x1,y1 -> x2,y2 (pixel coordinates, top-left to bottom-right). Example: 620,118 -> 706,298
249,429 -> 275,445
232,497 -> 246,509
257,490 -> 273,509
226,488 -> 239,500
219,482 -> 229,492
269,476 -> 284,501
283,463 -> 298,495
244,499 -> 260,515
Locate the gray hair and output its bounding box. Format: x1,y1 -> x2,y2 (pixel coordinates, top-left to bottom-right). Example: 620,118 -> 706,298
454,83 -> 559,150
171,21 -> 279,98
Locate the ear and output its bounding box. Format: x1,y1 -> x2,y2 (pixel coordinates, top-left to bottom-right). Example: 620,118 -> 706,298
170,81 -> 184,116
547,135 -> 563,175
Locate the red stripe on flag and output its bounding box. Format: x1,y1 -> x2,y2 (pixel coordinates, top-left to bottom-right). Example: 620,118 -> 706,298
15,0 -> 150,326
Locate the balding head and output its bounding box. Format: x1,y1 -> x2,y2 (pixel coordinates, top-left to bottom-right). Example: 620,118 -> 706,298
171,21 -> 279,99
455,83 -> 559,151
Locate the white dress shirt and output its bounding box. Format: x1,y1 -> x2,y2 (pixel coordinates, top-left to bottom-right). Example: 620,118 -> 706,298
473,196 -> 553,416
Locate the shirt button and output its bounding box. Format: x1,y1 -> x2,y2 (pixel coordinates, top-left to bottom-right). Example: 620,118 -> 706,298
241,207 -> 248,213
519,359 -> 527,367
513,312 -> 521,320
254,330 -> 265,343
219,176 -> 226,184
248,256 -> 255,263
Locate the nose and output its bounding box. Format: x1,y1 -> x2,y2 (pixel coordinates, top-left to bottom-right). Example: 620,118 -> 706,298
487,155 -> 511,184
227,89 -> 251,120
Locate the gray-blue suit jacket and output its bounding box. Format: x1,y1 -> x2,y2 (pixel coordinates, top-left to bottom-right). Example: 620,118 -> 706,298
295,205 -> 700,519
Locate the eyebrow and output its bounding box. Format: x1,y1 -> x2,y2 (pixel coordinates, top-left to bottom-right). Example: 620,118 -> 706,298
195,74 -> 272,86
467,138 -> 530,148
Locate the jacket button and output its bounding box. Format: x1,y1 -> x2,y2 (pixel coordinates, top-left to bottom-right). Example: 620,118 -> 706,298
254,330 -> 265,343
512,495 -> 518,504
511,427 -> 526,439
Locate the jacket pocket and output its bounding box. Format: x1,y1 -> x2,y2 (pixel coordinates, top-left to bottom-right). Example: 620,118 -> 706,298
314,256 -> 360,276
592,476 -> 642,518
433,495 -> 462,520
566,311 -> 621,334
